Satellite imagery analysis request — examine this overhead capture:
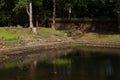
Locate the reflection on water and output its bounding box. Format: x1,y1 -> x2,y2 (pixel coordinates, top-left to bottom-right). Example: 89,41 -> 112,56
0,47 -> 120,80
105,59 -> 113,76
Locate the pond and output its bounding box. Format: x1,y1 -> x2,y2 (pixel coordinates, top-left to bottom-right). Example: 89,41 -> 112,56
0,47 -> 120,80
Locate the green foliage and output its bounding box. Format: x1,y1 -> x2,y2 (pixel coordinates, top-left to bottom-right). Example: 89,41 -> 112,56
65,3 -> 73,10
0,0 -> 14,23
13,0 -> 28,13
0,0 -> 118,25
0,13 -> 10,23
33,0 -> 43,7
0,0 -> 5,9
114,0 -> 120,16
100,0 -> 106,4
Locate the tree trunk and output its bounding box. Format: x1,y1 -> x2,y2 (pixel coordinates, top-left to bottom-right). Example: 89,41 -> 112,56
118,16 -> 120,32
52,0 -> 56,30
36,15 -> 39,27
8,19 -> 11,27
69,7 -> 71,18
29,2 -> 33,28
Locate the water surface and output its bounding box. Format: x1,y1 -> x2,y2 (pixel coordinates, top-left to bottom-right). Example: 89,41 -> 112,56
0,47 -> 120,80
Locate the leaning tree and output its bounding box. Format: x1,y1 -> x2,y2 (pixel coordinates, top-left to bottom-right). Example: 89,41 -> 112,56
13,0 -> 34,28
14,0 -> 42,28
52,0 -> 56,30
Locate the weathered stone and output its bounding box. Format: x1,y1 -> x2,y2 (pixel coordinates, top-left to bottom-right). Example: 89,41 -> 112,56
56,39 -> 62,42
32,27 -> 37,34
67,37 -> 73,41
64,33 -> 68,36
17,25 -> 23,28
0,45 -> 2,48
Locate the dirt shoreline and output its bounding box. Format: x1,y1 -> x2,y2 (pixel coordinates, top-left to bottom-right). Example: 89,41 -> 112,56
75,40 -> 120,48
0,41 -> 73,64
0,41 -> 72,54
0,40 -> 120,55
0,40 -> 120,64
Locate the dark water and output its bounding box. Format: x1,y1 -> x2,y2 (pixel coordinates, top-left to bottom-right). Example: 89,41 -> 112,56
0,47 -> 120,80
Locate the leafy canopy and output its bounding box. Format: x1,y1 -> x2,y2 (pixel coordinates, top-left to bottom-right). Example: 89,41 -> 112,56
13,0 -> 28,13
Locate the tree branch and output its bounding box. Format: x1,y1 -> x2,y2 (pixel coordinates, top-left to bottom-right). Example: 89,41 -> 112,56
26,5 -> 30,16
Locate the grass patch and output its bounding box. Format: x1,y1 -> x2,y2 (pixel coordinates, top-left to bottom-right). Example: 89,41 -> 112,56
80,33 -> 120,43
38,27 -> 62,34
71,43 -> 86,47
37,27 -> 65,38
0,27 -> 67,43
0,27 -> 17,39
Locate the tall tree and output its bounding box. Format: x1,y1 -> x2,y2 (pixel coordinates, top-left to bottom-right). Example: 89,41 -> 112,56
0,0 -> 6,24
52,0 -> 56,30
0,0 -> 15,26
27,1 -> 33,28
0,0 -> 5,9
32,0 -> 43,27
13,0 -> 33,28
65,1 -> 72,18
115,0 -> 120,32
